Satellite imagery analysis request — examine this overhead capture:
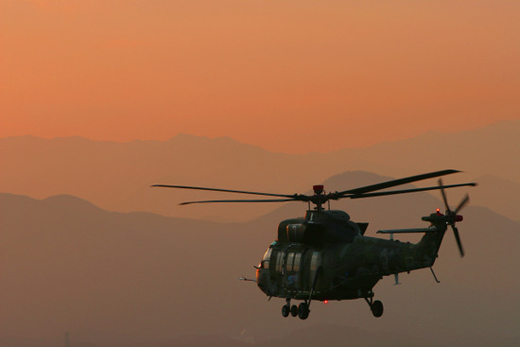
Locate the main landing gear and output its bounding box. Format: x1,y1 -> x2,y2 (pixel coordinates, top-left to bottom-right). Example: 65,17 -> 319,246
364,294 -> 384,318
282,295 -> 383,319
282,298 -> 310,320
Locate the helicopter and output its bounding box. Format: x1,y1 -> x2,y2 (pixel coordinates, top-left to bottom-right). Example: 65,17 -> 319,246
152,169 -> 476,319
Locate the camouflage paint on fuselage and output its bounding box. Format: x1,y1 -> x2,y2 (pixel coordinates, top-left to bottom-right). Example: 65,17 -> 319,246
256,210 -> 448,301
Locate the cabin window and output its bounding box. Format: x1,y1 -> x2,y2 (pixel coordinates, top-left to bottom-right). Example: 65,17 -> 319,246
310,251 -> 322,286
262,248 -> 272,269
286,252 -> 295,272
310,251 -> 321,271
293,253 -> 301,272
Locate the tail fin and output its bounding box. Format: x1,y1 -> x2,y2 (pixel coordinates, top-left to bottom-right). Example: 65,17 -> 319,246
414,212 -> 449,267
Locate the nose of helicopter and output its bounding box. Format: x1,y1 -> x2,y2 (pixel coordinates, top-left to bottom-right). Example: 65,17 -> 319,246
256,267 -> 270,295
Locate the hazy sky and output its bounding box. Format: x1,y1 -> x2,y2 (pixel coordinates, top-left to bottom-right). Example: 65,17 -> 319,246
1,0 -> 519,153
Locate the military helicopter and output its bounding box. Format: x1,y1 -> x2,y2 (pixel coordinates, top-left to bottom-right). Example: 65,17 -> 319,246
153,169 -> 476,319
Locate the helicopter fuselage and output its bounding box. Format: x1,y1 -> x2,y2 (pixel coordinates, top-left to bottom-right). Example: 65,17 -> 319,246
256,209 -> 447,302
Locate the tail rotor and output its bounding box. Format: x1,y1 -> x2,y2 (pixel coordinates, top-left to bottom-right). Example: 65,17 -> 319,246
438,179 -> 469,257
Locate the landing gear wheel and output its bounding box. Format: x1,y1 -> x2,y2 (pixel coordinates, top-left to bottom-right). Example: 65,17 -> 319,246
371,300 -> 384,318
298,302 -> 310,320
281,304 -> 290,317
290,305 -> 298,317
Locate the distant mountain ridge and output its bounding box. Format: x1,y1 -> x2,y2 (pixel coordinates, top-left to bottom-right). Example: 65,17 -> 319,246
333,119 -> 520,180
1,177 -> 519,346
1,120 -> 519,222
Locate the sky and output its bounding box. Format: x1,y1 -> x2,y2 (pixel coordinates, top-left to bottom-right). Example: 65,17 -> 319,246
2,3 -> 520,345
1,0 -> 519,153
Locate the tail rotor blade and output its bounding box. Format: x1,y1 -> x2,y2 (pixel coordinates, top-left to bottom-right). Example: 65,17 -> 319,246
438,180 -> 469,257
455,194 -> 470,215
452,225 -> 465,257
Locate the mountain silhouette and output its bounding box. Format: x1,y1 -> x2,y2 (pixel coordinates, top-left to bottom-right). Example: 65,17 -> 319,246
1,120 -> 519,222
470,175 -> 520,222
1,171 -> 519,346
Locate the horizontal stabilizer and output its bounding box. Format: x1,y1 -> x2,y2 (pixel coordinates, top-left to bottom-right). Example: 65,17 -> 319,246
377,227 -> 437,234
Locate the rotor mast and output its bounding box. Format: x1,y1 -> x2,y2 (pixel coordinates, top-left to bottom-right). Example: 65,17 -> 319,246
312,185 -> 326,211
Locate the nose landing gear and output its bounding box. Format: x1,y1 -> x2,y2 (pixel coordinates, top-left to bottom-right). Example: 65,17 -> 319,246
290,304 -> 298,317
281,298 -> 310,320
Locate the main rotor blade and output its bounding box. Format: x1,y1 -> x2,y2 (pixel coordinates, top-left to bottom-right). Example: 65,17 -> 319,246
454,194 -> 470,215
337,169 -> 461,197
152,184 -> 296,199
179,198 -> 297,205
452,225 -> 465,257
347,183 -> 477,199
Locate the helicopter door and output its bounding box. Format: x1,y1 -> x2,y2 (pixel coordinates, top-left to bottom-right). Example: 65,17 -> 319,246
283,251 -> 297,291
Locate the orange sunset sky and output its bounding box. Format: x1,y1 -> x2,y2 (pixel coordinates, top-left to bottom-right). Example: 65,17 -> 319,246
1,0 -> 519,153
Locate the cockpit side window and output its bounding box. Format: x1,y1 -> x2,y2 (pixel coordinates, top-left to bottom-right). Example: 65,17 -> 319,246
262,248 -> 273,269
276,251 -> 284,272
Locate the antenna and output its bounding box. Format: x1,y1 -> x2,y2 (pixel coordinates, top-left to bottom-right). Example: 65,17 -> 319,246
65,332 -> 71,347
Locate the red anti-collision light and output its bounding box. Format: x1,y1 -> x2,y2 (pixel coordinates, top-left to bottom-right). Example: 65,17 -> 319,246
455,215 -> 463,222
313,185 -> 324,195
